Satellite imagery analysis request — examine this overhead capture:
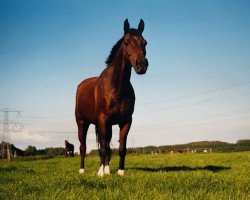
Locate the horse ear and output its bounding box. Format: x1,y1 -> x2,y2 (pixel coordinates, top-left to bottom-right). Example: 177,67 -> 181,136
124,19 -> 130,34
138,19 -> 144,34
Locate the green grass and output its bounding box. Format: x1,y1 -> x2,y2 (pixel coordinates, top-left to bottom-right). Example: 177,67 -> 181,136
1,152 -> 250,200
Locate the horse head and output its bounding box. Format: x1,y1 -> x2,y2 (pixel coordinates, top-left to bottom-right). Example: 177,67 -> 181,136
123,19 -> 148,75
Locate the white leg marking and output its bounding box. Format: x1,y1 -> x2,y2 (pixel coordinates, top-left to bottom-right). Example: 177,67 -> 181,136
118,169 -> 124,176
79,168 -> 85,174
104,165 -> 110,175
97,164 -> 104,177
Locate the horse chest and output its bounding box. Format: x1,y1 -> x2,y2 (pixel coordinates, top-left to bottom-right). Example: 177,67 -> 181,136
108,97 -> 134,118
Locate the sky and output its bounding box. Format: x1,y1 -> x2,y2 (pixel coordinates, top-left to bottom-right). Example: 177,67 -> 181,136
0,0 -> 250,151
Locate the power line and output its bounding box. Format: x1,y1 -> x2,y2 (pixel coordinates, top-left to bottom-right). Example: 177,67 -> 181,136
5,80 -> 249,146
29,131 -> 78,134
136,92 -> 250,114
134,108 -> 250,132
30,107 -> 248,136
139,80 -> 250,106
17,93 -> 250,137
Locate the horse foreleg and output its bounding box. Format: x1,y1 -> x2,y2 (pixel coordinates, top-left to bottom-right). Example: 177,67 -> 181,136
77,119 -> 89,174
97,114 -> 110,177
103,127 -> 112,175
118,118 -> 132,176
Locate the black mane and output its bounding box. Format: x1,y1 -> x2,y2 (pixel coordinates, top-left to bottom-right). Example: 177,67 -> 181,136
105,29 -> 141,65
105,37 -> 124,65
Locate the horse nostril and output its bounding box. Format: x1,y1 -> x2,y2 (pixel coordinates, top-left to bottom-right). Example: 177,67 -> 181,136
136,59 -> 140,67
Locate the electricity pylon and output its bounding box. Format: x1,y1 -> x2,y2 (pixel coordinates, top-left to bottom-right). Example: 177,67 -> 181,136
0,108 -> 23,161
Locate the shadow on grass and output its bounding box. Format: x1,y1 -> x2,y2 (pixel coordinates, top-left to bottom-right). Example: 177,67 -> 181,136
0,166 -> 36,174
81,179 -> 106,189
79,165 -> 231,189
81,178 -> 122,190
129,165 -> 231,173
0,166 -> 17,172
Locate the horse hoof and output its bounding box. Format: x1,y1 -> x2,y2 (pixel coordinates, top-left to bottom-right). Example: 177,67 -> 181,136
97,165 -> 104,177
79,168 -> 85,174
97,172 -> 104,177
104,165 -> 110,175
118,169 -> 124,176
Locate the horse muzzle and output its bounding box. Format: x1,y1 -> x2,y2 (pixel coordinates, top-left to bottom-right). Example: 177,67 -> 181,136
133,58 -> 148,75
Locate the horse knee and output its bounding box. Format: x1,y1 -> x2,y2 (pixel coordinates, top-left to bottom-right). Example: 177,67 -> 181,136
107,147 -> 111,156
80,145 -> 86,155
98,146 -> 105,156
78,134 -> 85,142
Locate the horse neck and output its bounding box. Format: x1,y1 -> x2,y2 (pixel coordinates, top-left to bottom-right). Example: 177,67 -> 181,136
109,46 -> 131,94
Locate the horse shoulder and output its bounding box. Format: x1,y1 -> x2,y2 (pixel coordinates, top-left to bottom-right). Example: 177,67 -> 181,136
77,77 -> 97,92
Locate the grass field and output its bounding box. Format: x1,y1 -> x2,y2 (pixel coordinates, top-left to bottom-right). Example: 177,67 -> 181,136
1,152 -> 249,200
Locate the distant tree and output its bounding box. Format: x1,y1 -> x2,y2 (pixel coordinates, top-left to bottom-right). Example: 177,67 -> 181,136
45,147 -> 64,156
237,140 -> 250,145
24,146 -> 37,156
236,139 -> 250,151
10,144 -> 24,156
37,149 -> 46,155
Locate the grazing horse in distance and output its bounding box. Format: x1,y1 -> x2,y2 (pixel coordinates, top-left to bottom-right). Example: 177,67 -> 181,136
65,140 -> 74,157
75,19 -> 148,176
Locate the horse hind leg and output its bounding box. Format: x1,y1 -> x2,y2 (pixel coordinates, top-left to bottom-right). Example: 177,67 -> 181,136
77,118 -> 89,174
72,146 -> 75,157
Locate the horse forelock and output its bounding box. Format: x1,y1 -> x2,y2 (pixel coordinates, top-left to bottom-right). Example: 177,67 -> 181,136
128,28 -> 142,36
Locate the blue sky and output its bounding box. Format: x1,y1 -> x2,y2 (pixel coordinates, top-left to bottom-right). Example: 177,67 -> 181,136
0,0 -> 250,150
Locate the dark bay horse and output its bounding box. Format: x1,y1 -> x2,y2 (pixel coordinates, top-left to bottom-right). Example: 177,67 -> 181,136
75,19 -> 148,176
65,140 -> 74,157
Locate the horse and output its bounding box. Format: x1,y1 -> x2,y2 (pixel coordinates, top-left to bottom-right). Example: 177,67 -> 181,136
65,140 -> 74,157
75,19 -> 148,176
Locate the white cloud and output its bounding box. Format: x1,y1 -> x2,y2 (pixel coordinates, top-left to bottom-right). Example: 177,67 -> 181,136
10,129 -> 50,150
8,127 -> 98,151
12,129 -> 49,142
